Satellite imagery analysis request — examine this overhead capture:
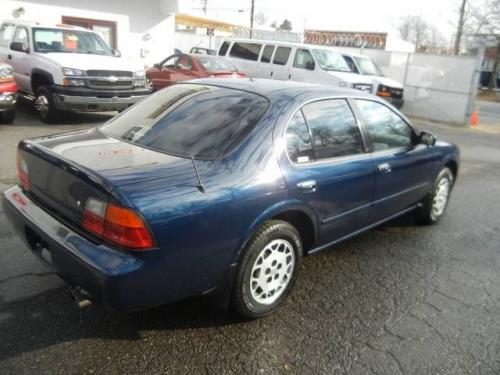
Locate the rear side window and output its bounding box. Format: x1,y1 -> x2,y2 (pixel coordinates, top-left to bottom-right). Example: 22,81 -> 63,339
100,84 -> 269,159
355,100 -> 414,151
285,110 -> 314,163
261,45 -> 275,63
229,42 -> 262,61
273,46 -> 291,65
218,41 -> 230,56
0,24 -> 16,47
301,100 -> 364,159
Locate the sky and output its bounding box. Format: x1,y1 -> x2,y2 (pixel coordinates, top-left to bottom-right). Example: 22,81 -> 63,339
181,0 -> 467,41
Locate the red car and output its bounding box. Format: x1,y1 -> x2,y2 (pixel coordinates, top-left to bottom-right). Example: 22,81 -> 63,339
147,53 -> 245,91
0,60 -> 17,123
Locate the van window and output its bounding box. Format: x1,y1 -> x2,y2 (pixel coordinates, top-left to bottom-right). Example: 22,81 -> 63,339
273,46 -> 291,65
0,24 -> 16,47
218,41 -> 230,56
293,49 -> 315,70
261,45 -> 275,63
229,42 -> 261,61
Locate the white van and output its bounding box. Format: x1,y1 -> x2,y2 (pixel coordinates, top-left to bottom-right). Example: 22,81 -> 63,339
217,39 -> 373,93
341,52 -> 404,108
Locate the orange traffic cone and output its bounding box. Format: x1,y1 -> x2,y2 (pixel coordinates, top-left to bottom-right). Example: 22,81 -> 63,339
470,109 -> 479,127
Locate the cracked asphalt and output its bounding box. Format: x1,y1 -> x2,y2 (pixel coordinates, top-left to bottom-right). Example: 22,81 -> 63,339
0,103 -> 499,374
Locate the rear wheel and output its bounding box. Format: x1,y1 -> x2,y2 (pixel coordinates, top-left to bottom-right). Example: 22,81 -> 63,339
34,86 -> 62,124
231,220 -> 302,319
418,167 -> 453,225
0,108 -> 15,124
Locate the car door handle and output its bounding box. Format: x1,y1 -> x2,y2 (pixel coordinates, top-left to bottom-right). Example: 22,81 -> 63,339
377,163 -> 392,173
288,74 -> 291,80
7,54 -> 12,60
297,180 -> 317,191
270,71 -> 273,77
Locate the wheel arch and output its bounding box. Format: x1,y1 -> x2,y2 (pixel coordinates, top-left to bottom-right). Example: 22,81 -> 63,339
31,69 -> 54,93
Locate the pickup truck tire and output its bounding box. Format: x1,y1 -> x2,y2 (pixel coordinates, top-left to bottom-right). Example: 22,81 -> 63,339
35,86 -> 61,124
0,108 -> 15,124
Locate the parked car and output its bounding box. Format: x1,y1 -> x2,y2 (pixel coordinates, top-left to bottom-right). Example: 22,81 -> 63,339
0,21 -> 150,123
0,59 -> 17,123
146,53 -> 245,91
3,79 -> 459,318
341,52 -> 404,108
217,39 -> 373,93
189,46 -> 216,55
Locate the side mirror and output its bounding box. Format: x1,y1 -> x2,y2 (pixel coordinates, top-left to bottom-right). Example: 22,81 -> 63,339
305,61 -> 315,70
419,131 -> 436,146
112,49 -> 121,57
10,42 -> 29,53
153,63 -> 162,70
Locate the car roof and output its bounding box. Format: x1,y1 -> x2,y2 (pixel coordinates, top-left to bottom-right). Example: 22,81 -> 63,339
221,38 -> 348,54
1,19 -> 89,32
184,78 -> 373,102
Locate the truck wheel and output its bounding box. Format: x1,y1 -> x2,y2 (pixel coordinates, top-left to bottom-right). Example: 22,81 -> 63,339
34,86 -> 61,124
231,220 -> 303,319
0,108 -> 15,124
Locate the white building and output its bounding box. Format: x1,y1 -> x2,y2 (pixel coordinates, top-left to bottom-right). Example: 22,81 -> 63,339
0,0 -> 179,67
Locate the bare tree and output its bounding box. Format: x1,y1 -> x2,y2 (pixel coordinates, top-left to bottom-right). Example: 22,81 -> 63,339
278,19 -> 293,31
254,11 -> 268,26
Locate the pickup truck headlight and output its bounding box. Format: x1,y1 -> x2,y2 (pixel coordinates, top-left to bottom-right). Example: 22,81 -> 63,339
0,65 -> 14,82
62,67 -> 86,87
133,70 -> 146,87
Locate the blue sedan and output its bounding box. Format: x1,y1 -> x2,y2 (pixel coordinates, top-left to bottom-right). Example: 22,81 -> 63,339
3,79 -> 459,318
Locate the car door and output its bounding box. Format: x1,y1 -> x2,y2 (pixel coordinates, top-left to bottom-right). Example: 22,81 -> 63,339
9,26 -> 31,91
270,46 -> 292,80
353,99 -> 441,222
279,99 -> 375,247
288,48 -> 318,83
148,55 -> 179,90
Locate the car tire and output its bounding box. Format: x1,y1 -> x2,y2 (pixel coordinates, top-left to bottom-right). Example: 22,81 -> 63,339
34,86 -> 61,124
231,220 -> 303,319
418,167 -> 454,225
0,108 -> 15,124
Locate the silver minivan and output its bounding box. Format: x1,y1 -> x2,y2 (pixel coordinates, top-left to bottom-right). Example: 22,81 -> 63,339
217,39 -> 373,93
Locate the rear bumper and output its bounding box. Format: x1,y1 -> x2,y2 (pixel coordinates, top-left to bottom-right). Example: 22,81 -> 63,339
51,85 -> 150,112
2,185 -> 151,312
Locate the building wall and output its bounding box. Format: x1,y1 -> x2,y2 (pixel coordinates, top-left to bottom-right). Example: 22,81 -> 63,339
0,0 -> 177,67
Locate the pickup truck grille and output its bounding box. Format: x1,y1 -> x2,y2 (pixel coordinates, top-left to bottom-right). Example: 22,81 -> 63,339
85,70 -> 134,90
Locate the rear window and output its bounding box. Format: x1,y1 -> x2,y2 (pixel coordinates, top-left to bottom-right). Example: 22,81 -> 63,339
99,84 -> 269,159
260,45 -> 275,63
273,46 -> 292,65
229,42 -> 262,61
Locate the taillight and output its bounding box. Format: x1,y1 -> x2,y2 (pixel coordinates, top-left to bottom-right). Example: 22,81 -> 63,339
17,150 -> 31,190
83,198 -> 155,250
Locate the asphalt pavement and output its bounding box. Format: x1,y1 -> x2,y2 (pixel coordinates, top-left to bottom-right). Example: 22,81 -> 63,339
0,103 -> 499,374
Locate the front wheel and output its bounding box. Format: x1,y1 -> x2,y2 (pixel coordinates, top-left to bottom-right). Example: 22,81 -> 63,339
231,220 -> 303,319
418,167 -> 454,225
34,86 -> 62,124
0,108 -> 15,124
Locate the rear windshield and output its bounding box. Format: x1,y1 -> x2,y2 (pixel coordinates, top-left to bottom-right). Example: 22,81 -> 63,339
99,84 -> 269,159
198,57 -> 236,71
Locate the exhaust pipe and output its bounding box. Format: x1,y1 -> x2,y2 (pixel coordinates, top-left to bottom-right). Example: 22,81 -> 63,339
68,286 -> 93,309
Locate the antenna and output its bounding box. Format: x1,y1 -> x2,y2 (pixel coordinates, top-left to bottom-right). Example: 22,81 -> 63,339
190,154 -> 206,193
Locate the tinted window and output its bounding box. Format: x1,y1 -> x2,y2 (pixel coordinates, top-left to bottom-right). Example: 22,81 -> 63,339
302,100 -> 364,159
293,49 -> 315,70
218,41 -> 230,56
229,42 -> 261,61
286,110 -> 314,163
0,24 -> 16,47
273,46 -> 291,65
261,45 -> 275,63
356,100 -> 414,151
100,84 -> 269,159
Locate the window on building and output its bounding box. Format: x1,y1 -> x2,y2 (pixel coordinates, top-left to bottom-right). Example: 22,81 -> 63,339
272,46 -> 292,65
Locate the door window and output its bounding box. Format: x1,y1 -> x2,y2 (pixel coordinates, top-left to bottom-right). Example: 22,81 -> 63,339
176,55 -> 192,70
285,110 -> 314,163
0,24 -> 16,47
355,100 -> 415,151
229,42 -> 261,61
293,49 -> 315,70
162,55 -> 179,69
13,27 -> 29,46
261,45 -> 275,63
301,100 -> 364,160
273,46 -> 291,65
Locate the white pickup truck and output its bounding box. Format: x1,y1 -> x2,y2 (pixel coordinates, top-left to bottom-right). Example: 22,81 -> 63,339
0,21 -> 150,123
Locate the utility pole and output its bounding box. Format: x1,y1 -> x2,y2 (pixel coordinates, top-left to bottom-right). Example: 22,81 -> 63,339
202,0 -> 207,14
454,0 -> 467,55
249,0 -> 255,39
